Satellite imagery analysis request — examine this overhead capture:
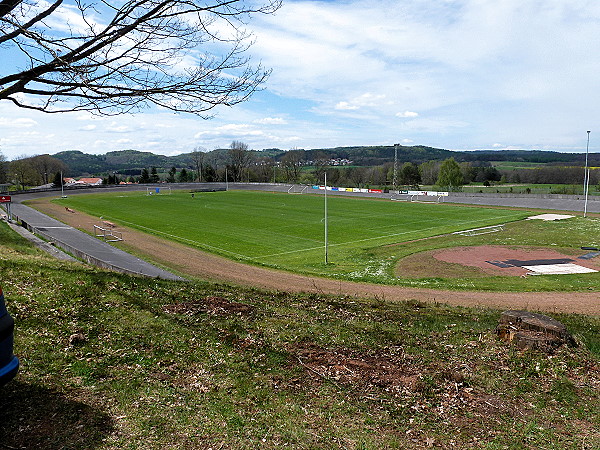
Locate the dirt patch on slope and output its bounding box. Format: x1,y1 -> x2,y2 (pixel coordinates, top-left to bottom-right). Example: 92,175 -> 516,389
27,198 -> 600,316
163,296 -> 254,316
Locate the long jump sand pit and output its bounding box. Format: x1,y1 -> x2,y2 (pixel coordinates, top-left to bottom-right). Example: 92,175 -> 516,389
433,245 -> 600,276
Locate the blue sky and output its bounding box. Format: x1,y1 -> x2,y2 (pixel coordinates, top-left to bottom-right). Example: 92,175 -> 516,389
2,0 -> 600,160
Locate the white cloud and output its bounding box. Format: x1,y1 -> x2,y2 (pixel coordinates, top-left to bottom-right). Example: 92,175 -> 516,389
79,125 -> 97,131
106,122 -> 131,133
335,102 -> 359,111
396,111 -> 419,118
254,117 -> 288,125
0,118 -> 37,128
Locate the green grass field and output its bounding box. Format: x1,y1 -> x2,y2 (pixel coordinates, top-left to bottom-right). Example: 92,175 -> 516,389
55,190 -> 529,280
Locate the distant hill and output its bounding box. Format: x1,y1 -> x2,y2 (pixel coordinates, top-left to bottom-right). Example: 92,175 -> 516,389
53,146 -> 599,177
54,150 -> 172,176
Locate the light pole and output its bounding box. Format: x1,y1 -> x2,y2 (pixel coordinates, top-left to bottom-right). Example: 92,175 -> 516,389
60,170 -> 66,198
324,172 -> 328,264
584,130 -> 591,218
393,143 -> 399,192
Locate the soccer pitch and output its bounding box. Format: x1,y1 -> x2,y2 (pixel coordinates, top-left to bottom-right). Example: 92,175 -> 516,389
57,190 -> 529,279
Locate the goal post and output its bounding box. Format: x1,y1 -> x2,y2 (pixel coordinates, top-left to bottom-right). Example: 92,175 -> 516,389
287,184 -> 308,194
146,186 -> 172,195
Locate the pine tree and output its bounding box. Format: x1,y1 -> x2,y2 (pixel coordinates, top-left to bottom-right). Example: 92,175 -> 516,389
178,168 -> 189,182
150,167 -> 160,183
140,168 -> 151,183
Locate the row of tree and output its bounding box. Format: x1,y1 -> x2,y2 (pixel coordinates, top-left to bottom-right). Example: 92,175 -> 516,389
0,154 -> 67,190
102,154 -> 486,191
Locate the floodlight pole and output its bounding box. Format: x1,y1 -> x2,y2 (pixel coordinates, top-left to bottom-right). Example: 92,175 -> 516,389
225,167 -> 229,191
60,171 -> 66,198
324,172 -> 328,264
584,130 -> 591,218
393,143 -> 399,192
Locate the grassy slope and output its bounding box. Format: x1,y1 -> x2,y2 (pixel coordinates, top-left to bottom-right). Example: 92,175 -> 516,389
0,221 -> 599,449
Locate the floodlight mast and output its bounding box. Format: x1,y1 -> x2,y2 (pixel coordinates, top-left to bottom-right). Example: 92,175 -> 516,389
324,172 -> 328,264
393,143 -> 399,191
60,170 -> 66,198
584,130 -> 591,218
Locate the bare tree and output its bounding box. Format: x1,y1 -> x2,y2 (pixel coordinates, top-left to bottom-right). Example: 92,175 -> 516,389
0,0 -> 280,115
227,140 -> 252,182
280,149 -> 305,183
190,148 -> 206,182
419,160 -> 440,185
0,151 -> 7,184
30,154 -> 67,184
9,156 -> 40,189
254,156 -> 274,182
312,151 -> 329,181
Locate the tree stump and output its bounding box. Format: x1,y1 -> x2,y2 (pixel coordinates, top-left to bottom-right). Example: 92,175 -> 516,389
496,310 -> 574,352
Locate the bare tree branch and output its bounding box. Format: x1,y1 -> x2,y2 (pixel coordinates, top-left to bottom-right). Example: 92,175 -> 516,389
0,0 -> 280,115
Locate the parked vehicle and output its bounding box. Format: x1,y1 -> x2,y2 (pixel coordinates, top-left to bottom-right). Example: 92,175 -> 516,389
0,286 -> 18,386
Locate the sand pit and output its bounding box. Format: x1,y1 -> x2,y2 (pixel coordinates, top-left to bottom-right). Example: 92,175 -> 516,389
433,245 -> 600,276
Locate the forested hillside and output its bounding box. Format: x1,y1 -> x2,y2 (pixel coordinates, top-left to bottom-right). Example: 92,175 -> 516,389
53,145 -> 600,177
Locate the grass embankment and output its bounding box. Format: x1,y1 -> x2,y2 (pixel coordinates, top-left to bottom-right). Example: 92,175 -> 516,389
1,221 -> 599,449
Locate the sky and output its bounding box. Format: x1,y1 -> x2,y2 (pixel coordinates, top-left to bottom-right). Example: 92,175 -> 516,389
2,0 -> 600,161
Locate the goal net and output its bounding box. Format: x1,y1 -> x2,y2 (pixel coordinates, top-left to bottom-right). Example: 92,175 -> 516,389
287,185 -> 308,194
146,186 -> 172,195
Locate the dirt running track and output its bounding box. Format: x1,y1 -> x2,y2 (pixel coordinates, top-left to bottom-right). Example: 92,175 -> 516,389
31,199 -> 600,317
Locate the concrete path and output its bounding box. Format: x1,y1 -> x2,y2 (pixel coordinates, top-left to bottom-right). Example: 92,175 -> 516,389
6,201 -> 184,281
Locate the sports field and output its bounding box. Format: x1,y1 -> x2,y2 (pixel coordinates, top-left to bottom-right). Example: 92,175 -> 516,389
55,190 -> 529,280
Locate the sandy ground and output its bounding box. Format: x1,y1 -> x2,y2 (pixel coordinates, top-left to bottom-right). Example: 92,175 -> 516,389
434,245 -> 600,276
29,199 -> 600,316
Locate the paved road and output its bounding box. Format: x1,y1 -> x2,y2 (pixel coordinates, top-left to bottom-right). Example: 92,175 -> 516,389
6,200 -> 184,281
3,183 -> 597,282
444,192 -> 600,213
